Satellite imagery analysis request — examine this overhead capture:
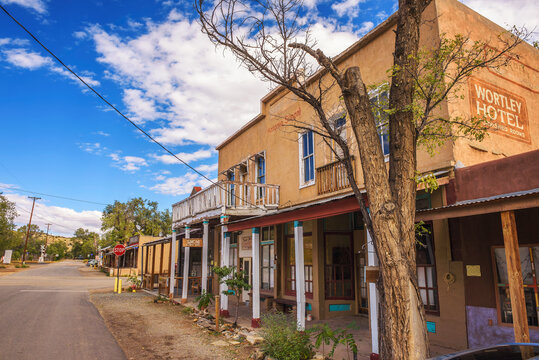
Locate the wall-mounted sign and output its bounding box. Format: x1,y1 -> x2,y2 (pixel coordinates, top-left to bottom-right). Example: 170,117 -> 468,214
466,265 -> 481,277
240,235 -> 252,250
469,78 -> 530,143
183,238 -> 203,247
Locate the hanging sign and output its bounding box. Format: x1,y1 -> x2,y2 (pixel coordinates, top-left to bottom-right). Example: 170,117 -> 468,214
469,78 -> 530,143
183,238 -> 203,247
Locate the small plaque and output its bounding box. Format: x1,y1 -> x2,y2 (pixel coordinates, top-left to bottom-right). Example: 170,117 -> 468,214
466,265 -> 481,277
365,266 -> 380,283
183,238 -> 203,247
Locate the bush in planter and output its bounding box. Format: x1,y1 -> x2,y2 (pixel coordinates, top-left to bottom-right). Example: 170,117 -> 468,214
195,290 -> 214,310
260,312 -> 314,360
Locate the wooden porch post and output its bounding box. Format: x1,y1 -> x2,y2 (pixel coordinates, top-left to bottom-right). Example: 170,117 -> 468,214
169,230 -> 177,298
294,220 -> 306,330
251,227 -> 261,327
159,243 -> 164,274
501,210 -> 530,343
152,244 -> 157,289
182,226 -> 191,303
202,220 -> 209,293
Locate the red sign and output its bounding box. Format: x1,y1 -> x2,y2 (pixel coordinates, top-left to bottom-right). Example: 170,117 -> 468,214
113,244 -> 126,256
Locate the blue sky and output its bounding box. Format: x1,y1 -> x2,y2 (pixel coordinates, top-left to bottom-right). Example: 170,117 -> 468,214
0,0 -> 535,236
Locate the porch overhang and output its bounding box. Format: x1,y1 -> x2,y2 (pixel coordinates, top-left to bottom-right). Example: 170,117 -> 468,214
416,188 -> 539,221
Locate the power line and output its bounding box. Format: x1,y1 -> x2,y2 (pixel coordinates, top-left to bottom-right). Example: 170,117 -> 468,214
0,185 -> 108,206
0,4 -> 263,211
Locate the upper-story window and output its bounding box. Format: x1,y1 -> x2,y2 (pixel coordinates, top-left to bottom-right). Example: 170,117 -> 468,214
369,89 -> 390,157
256,155 -> 265,200
227,170 -> 235,206
299,130 -> 315,186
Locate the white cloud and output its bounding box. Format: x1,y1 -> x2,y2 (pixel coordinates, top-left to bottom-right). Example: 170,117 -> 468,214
460,0 -> 539,42
73,31 -> 87,40
331,0 -> 365,17
123,88 -> 162,123
79,142 -> 105,155
196,163 -> 218,173
3,48 -> 51,70
150,172 -> 211,196
1,47 -> 101,87
121,156 -> 148,171
4,192 -> 102,236
357,21 -> 375,35
0,0 -> 47,14
107,153 -> 148,172
88,15 -> 270,147
308,22 -> 360,56
94,131 -> 110,137
151,148 -> 214,165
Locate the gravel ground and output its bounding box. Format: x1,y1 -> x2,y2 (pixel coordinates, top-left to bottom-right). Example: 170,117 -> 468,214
91,291 -> 256,360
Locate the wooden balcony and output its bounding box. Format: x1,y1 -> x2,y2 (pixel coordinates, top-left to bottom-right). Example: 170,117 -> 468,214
172,180 -> 279,225
316,158 -> 355,195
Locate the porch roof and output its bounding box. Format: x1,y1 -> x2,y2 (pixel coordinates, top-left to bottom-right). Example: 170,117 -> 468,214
416,188 -> 539,221
141,228 -> 202,247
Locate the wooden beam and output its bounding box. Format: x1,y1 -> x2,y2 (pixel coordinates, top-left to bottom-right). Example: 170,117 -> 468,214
500,210 -> 530,343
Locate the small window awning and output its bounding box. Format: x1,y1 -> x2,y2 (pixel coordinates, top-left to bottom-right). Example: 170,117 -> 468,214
416,188 -> 539,221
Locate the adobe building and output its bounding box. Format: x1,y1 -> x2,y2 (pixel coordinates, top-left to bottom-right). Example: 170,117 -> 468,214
101,235 -> 160,277
169,0 -> 538,352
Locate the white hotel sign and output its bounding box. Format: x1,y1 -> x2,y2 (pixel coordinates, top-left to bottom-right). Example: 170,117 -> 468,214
469,78 -> 530,144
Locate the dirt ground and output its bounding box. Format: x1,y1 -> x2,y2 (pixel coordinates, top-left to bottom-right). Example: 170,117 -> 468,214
0,263 -> 34,276
91,291 -> 258,360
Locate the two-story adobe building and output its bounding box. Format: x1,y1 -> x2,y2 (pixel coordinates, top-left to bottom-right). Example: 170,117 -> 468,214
170,0 -> 538,352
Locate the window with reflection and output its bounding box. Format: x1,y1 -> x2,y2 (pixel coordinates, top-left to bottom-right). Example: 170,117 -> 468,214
285,221 -> 313,297
261,226 -> 275,292
494,246 -> 539,327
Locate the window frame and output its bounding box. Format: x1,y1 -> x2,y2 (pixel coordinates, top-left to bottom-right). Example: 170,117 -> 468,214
285,227 -> 314,299
298,130 -> 315,188
368,86 -> 390,159
255,154 -> 266,200
324,231 -> 355,300
416,221 -> 440,315
260,226 -> 275,294
491,244 -> 539,329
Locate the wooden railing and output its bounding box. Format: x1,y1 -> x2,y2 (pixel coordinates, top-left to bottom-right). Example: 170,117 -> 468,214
172,180 -> 279,223
316,158 -> 354,195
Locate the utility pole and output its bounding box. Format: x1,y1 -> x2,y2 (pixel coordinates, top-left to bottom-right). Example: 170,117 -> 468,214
45,223 -> 52,261
22,196 -> 40,264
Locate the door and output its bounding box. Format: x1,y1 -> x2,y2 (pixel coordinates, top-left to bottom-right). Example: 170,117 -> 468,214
241,258 -> 252,302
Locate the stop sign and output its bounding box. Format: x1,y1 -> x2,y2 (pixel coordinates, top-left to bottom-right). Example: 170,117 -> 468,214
113,244 -> 126,256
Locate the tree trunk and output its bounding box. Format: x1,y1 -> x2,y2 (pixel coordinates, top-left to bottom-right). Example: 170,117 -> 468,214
341,65 -> 428,360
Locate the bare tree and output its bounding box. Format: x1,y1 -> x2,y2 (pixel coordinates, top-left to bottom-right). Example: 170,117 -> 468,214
196,0 -> 525,358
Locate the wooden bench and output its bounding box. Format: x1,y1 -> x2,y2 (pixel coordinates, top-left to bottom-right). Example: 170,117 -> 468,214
274,298 -> 296,313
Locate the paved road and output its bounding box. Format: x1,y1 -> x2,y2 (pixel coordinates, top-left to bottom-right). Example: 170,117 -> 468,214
0,261 -> 126,360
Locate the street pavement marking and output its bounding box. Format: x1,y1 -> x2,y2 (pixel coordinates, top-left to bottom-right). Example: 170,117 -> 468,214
20,289 -> 88,293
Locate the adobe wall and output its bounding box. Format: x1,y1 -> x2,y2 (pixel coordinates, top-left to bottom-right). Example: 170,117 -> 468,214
434,0 -> 539,168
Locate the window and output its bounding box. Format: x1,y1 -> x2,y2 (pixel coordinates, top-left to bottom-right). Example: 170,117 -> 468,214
256,155 -> 265,200
324,233 -> 354,299
299,130 -> 315,186
227,170 -> 235,206
493,246 -> 539,327
261,226 -> 275,291
330,113 -> 347,160
369,89 -> 390,156
285,221 -> 313,297
416,222 -> 439,312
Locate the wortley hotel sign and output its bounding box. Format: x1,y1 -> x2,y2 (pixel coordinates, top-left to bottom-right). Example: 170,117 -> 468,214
469,78 -> 530,143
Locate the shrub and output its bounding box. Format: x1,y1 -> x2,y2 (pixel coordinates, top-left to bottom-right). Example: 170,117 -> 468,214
260,312 -> 314,360
195,290 -> 214,310
181,306 -> 194,314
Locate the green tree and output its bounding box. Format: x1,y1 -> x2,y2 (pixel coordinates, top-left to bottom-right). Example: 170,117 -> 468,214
16,224 -> 44,260
213,265 -> 251,327
0,195 -> 19,256
101,198 -> 172,244
70,228 -> 99,259
47,240 -> 68,260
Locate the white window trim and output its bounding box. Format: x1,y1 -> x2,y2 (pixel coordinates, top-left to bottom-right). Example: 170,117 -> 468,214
369,85 -> 390,161
298,131 -> 316,188
254,151 -> 266,200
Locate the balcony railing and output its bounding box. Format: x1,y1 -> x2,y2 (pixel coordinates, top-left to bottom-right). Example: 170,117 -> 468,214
316,158 -> 355,195
173,180 -> 279,223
